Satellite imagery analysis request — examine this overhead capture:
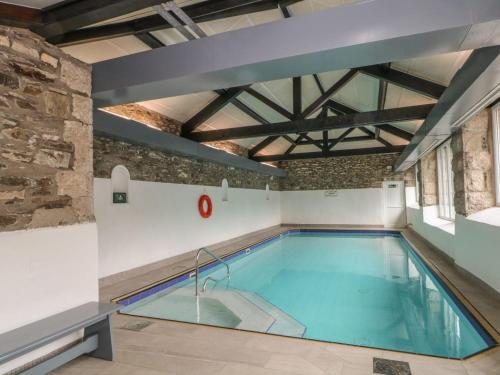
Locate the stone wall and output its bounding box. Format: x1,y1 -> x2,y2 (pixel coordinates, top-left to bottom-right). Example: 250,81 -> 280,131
94,136 -> 279,190
278,153 -> 414,190
0,26 -> 93,231
419,150 -> 438,206
103,103 -> 182,135
105,103 -> 248,157
452,109 -> 495,216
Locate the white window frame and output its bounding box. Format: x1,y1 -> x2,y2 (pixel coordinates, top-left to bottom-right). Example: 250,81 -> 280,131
437,139 -> 455,221
415,163 -> 420,204
492,102 -> 500,206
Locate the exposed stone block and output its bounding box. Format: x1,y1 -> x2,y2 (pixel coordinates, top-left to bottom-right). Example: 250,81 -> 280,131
0,72 -> 19,89
45,91 -> 71,118
0,34 -> 9,47
33,149 -> 71,169
61,59 -> 91,95
41,52 -> 58,68
9,61 -> 55,82
0,190 -> 25,200
11,40 -> 39,60
72,94 -> 92,124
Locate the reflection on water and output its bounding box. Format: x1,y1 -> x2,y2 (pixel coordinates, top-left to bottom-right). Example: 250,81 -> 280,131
122,233 -> 491,358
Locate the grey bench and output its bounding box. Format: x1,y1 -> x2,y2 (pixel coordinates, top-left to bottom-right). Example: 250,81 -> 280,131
0,302 -> 120,375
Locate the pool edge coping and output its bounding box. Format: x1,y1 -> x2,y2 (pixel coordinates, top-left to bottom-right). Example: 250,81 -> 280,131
110,227 -> 500,362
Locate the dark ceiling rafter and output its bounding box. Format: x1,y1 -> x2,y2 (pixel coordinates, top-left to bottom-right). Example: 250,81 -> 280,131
244,88 -> 292,119
374,63 -> 390,140
297,135 -> 375,145
45,0 -> 303,46
253,146 -> 406,162
133,14 -> 273,141
359,65 -> 446,100
0,2 -> 41,28
135,32 -> 164,49
187,104 -> 433,142
181,86 -> 249,135
327,100 -> 414,143
302,69 -> 358,118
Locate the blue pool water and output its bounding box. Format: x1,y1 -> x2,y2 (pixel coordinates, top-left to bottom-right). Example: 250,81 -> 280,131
120,231 -> 494,358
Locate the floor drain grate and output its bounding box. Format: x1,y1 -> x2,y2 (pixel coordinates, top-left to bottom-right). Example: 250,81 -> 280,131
373,357 -> 411,375
121,320 -> 153,332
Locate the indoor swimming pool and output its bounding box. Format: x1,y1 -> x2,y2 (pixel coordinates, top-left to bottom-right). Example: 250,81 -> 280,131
118,230 -> 495,359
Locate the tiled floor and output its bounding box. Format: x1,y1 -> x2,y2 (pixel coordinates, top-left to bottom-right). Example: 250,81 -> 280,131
54,225 -> 500,375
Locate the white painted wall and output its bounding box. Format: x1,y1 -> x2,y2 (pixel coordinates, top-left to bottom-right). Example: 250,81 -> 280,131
455,212 -> 500,293
280,188 -> 384,225
94,178 -> 281,278
0,223 -> 99,373
407,206 -> 500,293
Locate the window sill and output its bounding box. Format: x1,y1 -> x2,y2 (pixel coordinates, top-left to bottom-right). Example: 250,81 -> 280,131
424,215 -> 455,235
466,207 -> 500,228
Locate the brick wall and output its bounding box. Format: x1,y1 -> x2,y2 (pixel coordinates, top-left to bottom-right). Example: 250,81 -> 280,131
0,26 -> 93,231
278,153 -> 414,190
452,109 -> 495,216
93,136 -> 279,190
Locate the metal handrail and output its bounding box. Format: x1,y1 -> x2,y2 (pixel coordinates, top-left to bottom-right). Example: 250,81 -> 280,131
195,248 -> 230,296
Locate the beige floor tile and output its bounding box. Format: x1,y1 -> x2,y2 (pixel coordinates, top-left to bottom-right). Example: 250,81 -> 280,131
265,353 -> 326,374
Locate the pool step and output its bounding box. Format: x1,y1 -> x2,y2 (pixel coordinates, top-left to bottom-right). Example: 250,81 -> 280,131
170,286 -> 306,337
172,287 -> 275,332
236,290 -> 306,338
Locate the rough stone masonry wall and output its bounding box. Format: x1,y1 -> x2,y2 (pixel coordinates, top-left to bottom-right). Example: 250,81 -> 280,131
278,153 -> 415,190
419,150 -> 438,206
104,103 -> 249,157
94,136 -> 279,190
452,109 -> 495,216
0,26 -> 93,232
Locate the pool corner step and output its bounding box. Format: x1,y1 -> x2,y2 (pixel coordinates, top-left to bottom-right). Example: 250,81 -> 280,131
236,290 -> 306,338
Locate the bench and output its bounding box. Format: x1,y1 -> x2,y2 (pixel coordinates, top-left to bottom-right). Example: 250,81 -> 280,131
0,302 -> 120,375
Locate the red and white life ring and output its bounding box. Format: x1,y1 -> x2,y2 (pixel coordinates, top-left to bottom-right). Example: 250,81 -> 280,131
198,194 -> 212,218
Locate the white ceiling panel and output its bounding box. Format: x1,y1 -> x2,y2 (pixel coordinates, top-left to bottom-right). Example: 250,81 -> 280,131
392,50 -> 472,86
333,74 -> 379,112
62,36 -> 149,64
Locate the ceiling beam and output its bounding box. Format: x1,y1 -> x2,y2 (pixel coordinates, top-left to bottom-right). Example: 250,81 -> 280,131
252,146 -> 406,162
297,135 -> 375,145
188,104 -> 433,142
395,46 -> 500,171
0,2 -> 41,28
135,32 -> 165,49
376,124 -> 413,141
375,63 -> 389,140
328,128 -> 355,150
249,136 -> 281,157
181,86 -> 248,135
328,100 -> 414,142
293,76 -> 302,119
245,88 -> 292,119
302,70 -> 357,118
359,65 -> 446,99
91,0 -> 500,107
37,0 -> 167,39
95,109 -> 286,177
48,0 -> 302,46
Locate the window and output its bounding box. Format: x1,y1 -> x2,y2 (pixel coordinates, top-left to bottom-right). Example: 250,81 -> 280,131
437,139 -> 455,220
415,163 -> 420,204
492,102 -> 500,206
